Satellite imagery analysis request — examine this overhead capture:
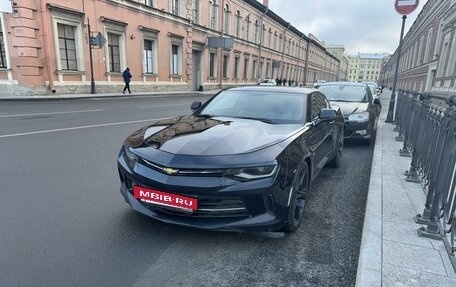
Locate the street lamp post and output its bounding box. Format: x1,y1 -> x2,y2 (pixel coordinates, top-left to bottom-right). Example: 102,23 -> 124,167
385,15 -> 407,123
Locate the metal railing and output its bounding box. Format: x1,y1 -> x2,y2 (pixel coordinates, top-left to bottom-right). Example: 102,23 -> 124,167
394,90 -> 456,272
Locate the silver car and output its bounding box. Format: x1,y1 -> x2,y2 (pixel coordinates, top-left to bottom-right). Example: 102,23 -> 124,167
318,82 -> 380,145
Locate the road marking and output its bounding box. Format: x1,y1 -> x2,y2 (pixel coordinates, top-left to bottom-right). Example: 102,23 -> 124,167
139,103 -> 188,109
0,109 -> 103,118
0,118 -> 166,138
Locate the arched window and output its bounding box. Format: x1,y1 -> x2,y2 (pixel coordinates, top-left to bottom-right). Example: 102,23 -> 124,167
210,0 -> 217,30
274,31 -> 278,50
245,16 -> 250,41
254,20 -> 259,44
235,10 -> 241,38
224,4 -> 230,34
192,0 -> 200,24
268,28 -> 272,48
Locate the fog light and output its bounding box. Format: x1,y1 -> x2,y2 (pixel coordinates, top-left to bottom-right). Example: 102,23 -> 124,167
355,130 -> 367,136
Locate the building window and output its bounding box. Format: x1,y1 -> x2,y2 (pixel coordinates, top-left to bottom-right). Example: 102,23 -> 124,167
171,44 -> 181,75
243,58 -> 249,79
108,32 -> 121,72
235,11 -> 241,38
209,52 -> 216,78
245,17 -> 250,41
224,4 -> 230,34
274,32 -> 277,51
144,0 -> 154,6
0,20 -> 6,68
279,35 -> 282,52
262,25 -> 266,45
252,59 -> 257,79
171,0 -> 179,15
445,33 -> 456,77
210,0 -> 217,30
192,0 -> 200,24
268,29 -> 272,48
143,39 -> 155,74
57,23 -> 77,70
254,20 -> 259,44
234,56 -> 239,78
223,54 -> 229,78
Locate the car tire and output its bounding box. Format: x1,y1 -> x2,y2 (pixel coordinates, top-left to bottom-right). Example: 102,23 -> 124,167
327,136 -> 343,168
283,161 -> 310,232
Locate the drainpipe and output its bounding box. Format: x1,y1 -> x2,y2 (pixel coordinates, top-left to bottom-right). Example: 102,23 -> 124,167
280,22 -> 290,79
40,0 -> 55,93
256,6 -> 268,82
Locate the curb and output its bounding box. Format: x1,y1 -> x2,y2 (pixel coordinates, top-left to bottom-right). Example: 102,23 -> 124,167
355,94 -> 390,287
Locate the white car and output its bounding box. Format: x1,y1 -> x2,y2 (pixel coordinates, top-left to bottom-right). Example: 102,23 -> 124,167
313,80 -> 326,88
258,78 -> 277,86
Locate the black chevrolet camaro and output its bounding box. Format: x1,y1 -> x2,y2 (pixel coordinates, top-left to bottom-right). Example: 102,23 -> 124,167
117,86 -> 344,233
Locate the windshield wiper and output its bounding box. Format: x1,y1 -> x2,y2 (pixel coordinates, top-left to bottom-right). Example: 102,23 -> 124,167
197,114 -> 215,118
237,116 -> 275,124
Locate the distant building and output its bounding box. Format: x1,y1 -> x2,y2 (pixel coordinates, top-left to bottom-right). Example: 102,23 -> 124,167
382,0 -> 455,94
0,0 -> 339,96
325,44 -> 349,81
347,53 -> 390,83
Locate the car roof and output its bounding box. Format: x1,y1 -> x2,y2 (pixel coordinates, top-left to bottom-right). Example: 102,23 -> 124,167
226,86 -> 318,95
318,81 -> 368,88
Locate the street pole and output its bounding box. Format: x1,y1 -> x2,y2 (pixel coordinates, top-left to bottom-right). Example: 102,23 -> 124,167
385,14 -> 406,123
87,18 -> 96,94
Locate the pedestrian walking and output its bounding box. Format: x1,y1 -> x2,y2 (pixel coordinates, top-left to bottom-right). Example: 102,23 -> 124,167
122,67 -> 132,94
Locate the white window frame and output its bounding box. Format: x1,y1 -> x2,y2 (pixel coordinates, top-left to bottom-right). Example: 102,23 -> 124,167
0,14 -> 11,70
209,50 -> 217,78
104,23 -> 126,74
224,4 -> 230,34
51,11 -> 85,72
192,0 -> 200,24
210,0 -> 218,30
170,43 -> 182,76
235,11 -> 241,38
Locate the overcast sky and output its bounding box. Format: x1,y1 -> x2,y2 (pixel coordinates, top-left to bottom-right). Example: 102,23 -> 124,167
266,0 -> 426,55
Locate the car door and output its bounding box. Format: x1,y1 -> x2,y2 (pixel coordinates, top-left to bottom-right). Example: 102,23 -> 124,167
306,92 -> 334,177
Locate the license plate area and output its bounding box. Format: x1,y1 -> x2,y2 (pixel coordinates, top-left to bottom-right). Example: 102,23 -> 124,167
133,186 -> 198,211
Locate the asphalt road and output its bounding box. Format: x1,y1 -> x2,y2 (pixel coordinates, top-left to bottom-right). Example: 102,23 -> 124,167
0,95 -> 375,287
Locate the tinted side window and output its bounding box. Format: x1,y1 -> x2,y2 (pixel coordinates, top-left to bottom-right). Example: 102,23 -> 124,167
310,92 -> 328,120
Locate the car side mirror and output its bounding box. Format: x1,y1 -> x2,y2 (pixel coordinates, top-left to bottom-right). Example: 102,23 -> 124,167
318,108 -> 337,123
374,98 -> 380,105
191,101 -> 202,112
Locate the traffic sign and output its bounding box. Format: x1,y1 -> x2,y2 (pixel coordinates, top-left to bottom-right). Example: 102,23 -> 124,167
395,0 -> 419,15
90,32 -> 107,49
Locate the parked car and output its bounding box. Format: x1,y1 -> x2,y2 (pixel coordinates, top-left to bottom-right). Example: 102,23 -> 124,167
117,86 -> 344,234
313,80 -> 326,88
363,82 -> 382,115
258,78 -> 277,86
318,82 -> 379,144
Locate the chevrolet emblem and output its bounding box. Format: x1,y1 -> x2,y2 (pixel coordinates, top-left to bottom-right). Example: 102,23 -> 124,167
163,167 -> 179,175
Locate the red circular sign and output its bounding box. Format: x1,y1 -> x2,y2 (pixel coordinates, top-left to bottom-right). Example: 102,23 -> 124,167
395,0 -> 419,15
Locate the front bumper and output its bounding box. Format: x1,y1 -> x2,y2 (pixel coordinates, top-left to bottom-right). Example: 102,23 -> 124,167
343,119 -> 372,140
117,155 -> 291,232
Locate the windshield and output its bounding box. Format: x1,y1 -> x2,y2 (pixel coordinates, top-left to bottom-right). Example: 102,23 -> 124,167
198,90 -> 307,124
318,84 -> 367,102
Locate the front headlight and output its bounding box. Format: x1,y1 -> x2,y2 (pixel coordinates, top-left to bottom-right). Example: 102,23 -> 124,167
348,112 -> 369,122
224,165 -> 278,180
123,147 -> 138,169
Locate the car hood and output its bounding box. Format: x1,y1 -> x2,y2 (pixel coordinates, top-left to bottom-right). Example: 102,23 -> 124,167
125,115 -> 303,156
329,101 -> 369,116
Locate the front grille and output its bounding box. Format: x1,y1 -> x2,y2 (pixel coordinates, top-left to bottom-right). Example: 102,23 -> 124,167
144,196 -> 250,218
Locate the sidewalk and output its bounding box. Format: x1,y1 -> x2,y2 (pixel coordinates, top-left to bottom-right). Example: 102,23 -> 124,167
0,89 -> 220,100
355,91 -> 456,286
